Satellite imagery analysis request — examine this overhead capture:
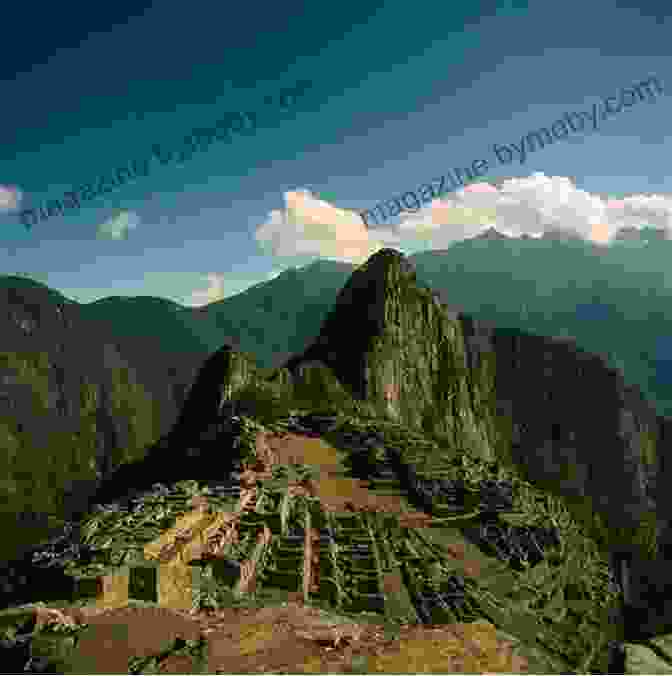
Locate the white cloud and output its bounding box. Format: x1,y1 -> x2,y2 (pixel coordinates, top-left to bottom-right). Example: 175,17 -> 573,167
255,189 -> 400,264
396,173 -> 672,247
185,268 -> 299,307
96,210 -> 140,240
188,273 -> 227,307
0,185 -> 22,212
256,177 -> 672,265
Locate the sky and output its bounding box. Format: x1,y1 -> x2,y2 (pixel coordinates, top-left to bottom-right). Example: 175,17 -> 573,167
1,0 -> 671,307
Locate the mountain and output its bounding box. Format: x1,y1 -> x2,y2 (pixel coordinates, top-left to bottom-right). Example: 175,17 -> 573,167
16,237 -> 672,423
0,275 -> 79,306
3,249 -> 672,670
613,225 -> 670,242
189,239 -> 672,419
168,249 -> 670,557
79,296 -> 213,357
4,237 -> 672,505
408,237 -> 672,418
193,260 -> 357,367
471,227 -> 512,240
281,249 -> 665,532
5,231 -> 672,568
0,260 -> 356,564
106,246 -> 672,638
271,249 -> 668,636
0,279 -> 206,566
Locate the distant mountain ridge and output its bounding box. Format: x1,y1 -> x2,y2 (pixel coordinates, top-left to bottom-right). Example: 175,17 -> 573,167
4,232 -> 672,420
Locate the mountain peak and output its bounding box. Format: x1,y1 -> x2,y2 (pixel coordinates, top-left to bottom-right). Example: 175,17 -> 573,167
329,248 -> 420,321
343,247 -> 415,288
472,227 -> 511,241
286,247 -> 445,401
361,247 -> 412,267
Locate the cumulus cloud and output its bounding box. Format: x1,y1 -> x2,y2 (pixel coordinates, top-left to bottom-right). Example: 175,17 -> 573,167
0,185 -> 22,212
96,210 -> 140,240
255,189 -> 400,264
397,185 -> 501,246
257,177 -> 672,264
396,173 -> 672,247
189,273 -> 227,307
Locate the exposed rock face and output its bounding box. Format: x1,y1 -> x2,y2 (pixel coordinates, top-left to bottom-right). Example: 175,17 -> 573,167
285,249 -> 506,462
468,318 -> 662,534
286,360 -> 356,411
283,249 -> 669,550
170,345 -> 257,446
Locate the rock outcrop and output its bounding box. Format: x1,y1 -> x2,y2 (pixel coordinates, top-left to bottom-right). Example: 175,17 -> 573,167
171,344 -> 258,438
284,249 -> 503,463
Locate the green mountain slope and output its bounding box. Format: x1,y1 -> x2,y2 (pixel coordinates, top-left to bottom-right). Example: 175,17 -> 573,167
0,281 -> 206,568
0,275 -> 79,306
196,260 -> 357,366
13,236 -> 672,420
409,237 -> 672,417
80,296 -> 211,356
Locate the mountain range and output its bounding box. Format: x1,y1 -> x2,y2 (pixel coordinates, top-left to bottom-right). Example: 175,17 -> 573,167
101,232 -> 672,423
2,241 -> 672,669
12,228 -> 671,405
2,237 -> 672,557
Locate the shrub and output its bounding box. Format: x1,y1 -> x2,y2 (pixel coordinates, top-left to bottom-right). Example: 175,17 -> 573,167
233,381 -> 296,426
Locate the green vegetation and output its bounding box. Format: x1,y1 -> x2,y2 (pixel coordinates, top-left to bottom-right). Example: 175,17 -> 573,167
0,354 -> 165,565
411,238 -> 672,418
0,350 -> 52,415
75,241 -> 672,421
234,381 -> 296,426
52,408 -> 627,672
327,413 -> 623,673
109,365 -> 161,467
233,362 -> 361,427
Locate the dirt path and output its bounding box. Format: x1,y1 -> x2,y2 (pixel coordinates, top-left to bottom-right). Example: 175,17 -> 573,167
262,431 -> 434,524
31,599 -> 528,674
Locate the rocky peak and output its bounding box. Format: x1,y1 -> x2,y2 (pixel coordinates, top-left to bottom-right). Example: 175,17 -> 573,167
286,248 -> 477,435
282,248 -> 670,573
286,248 -> 446,401
327,248 -> 419,329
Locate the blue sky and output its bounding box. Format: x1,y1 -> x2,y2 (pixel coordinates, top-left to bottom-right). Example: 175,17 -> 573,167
1,0 -> 670,306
